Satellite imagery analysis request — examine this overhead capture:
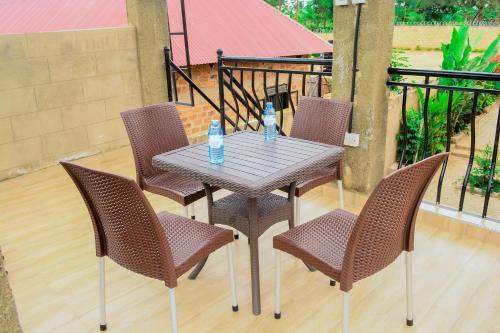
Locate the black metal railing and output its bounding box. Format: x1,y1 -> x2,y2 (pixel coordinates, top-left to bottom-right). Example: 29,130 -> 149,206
217,49 -> 332,135
387,67 -> 500,221
164,47 -> 240,131
164,48 -> 332,134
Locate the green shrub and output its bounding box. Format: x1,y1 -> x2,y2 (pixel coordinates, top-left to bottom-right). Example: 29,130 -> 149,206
467,145 -> 500,194
396,108 -> 421,165
396,89 -> 449,165
390,49 -> 411,93
396,26 -> 499,167
440,26 -> 499,131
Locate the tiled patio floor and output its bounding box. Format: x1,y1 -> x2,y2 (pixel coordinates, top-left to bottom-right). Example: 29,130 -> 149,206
0,146 -> 498,332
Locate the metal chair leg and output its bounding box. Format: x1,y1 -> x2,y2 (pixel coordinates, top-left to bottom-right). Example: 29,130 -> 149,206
169,288 -> 178,333
99,257 -> 107,331
406,251 -> 414,326
226,244 -> 239,312
342,291 -> 349,333
337,180 -> 345,210
189,203 -> 195,219
274,250 -> 281,319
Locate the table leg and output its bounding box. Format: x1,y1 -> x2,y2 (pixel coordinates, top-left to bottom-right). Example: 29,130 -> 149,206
288,182 -> 297,230
188,183 -> 214,280
248,197 -> 261,315
188,258 -> 208,280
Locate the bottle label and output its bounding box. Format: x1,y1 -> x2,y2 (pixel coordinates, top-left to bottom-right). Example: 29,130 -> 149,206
209,135 -> 223,148
264,114 -> 276,127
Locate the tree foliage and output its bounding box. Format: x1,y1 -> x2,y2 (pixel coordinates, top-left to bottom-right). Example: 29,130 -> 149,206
264,0 -> 499,30
264,0 -> 333,31
395,0 -> 498,24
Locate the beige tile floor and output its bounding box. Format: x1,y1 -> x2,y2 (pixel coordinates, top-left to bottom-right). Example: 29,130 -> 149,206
0,146 -> 499,332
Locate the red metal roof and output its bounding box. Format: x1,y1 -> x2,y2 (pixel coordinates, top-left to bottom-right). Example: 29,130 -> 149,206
0,0 -> 331,66
0,0 -> 127,34
168,0 -> 332,65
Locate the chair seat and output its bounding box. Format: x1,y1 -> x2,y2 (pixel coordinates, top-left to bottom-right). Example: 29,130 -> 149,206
157,211 -> 233,278
280,164 -> 339,197
273,209 -> 358,281
144,173 -> 206,206
212,192 -> 292,237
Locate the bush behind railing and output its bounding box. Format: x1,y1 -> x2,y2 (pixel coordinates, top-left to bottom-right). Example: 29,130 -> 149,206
394,21 -> 499,27
395,26 -> 499,194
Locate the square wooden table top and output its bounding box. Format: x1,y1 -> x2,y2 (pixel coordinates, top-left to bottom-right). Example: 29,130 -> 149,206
153,131 -> 344,197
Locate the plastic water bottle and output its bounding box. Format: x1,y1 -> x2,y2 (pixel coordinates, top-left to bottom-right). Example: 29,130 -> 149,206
263,102 -> 277,141
208,119 -> 224,164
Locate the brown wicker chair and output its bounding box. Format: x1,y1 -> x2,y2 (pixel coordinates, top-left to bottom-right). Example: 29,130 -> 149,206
273,153 -> 448,332
281,96 -> 352,224
121,103 -> 213,223
61,162 -> 238,333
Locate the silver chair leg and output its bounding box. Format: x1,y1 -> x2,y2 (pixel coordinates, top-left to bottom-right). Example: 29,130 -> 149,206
295,197 -> 301,225
337,180 -> 344,210
226,244 -> 239,312
183,205 -> 189,218
189,203 -> 195,219
342,291 -> 349,333
169,288 -> 178,333
99,257 -> 107,331
274,250 -> 281,319
406,251 -> 414,326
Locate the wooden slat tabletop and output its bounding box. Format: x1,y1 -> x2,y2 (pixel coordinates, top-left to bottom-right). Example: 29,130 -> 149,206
152,131 -> 344,197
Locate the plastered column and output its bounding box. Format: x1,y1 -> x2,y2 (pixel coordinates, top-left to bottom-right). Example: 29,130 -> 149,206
332,1 -> 395,192
126,0 -> 170,105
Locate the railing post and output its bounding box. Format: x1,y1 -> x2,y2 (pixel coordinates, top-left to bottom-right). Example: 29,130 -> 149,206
164,47 -> 174,102
217,49 -> 226,134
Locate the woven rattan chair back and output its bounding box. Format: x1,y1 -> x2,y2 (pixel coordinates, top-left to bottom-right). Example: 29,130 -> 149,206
290,96 -> 352,147
121,103 -> 189,188
61,162 -> 177,287
341,153 -> 447,290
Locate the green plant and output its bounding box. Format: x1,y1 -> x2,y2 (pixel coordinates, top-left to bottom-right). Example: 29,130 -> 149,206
396,108 -> 421,165
440,26 -> 499,74
467,145 -> 500,194
396,89 -> 449,165
440,26 -> 499,131
390,49 -> 411,93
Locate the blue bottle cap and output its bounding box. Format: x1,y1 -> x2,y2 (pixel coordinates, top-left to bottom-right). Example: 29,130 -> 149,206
211,119 -> 219,125
266,102 -> 273,108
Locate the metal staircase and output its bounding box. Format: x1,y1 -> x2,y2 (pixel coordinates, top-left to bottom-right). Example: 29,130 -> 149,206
166,0 -> 194,106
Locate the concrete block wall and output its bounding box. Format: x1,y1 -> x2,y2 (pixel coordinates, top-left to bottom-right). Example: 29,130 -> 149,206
0,27 -> 143,180
0,26 -> 320,180
318,25 -> 500,51
393,25 -> 500,50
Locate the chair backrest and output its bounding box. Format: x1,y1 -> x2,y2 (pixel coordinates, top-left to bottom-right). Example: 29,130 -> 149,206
61,161 -> 178,287
289,96 -> 352,147
340,153 -> 448,291
121,103 -> 189,187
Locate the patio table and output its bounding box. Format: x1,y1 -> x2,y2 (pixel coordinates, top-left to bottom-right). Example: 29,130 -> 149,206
152,131 -> 344,315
